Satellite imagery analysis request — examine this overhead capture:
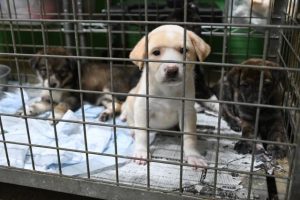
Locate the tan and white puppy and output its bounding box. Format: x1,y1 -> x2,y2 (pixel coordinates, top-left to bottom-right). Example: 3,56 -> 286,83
122,25 -> 211,168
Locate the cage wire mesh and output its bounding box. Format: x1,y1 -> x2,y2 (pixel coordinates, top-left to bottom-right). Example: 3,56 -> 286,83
0,0 -> 299,199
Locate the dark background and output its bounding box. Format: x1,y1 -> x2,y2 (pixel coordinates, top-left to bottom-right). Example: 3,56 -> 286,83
0,182 -> 100,200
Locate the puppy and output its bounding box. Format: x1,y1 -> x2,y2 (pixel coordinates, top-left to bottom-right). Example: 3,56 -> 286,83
20,48 -> 140,122
214,58 -> 287,158
122,25 -> 211,168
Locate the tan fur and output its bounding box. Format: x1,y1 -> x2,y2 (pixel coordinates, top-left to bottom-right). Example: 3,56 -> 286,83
52,102 -> 70,120
122,25 -> 210,169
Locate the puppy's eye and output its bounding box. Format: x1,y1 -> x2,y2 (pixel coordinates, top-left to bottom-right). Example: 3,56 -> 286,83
152,50 -> 160,56
179,47 -> 188,54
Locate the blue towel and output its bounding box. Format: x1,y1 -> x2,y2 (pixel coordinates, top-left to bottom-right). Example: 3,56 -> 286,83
0,91 -> 134,175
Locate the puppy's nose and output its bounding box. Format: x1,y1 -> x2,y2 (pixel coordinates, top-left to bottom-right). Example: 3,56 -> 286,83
165,65 -> 179,78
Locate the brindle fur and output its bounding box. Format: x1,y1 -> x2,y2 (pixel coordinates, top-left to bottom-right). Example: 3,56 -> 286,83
213,58 -> 288,159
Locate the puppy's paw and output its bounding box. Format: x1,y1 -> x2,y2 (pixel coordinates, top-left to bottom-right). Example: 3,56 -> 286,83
48,111 -> 64,125
267,144 -> 287,159
133,150 -> 149,165
234,140 -> 253,154
99,111 -> 112,122
186,155 -> 207,169
230,124 -> 242,132
16,105 -> 39,116
41,95 -> 51,103
227,118 -> 241,132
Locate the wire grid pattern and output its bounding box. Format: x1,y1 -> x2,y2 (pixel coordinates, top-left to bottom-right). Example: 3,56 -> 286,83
0,0 -> 299,199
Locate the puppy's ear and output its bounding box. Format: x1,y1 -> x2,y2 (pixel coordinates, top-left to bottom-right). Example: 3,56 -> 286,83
188,30 -> 211,61
129,36 -> 146,70
227,67 -> 241,88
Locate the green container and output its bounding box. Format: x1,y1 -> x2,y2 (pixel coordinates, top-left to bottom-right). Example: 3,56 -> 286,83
228,28 -> 264,63
0,24 -> 65,54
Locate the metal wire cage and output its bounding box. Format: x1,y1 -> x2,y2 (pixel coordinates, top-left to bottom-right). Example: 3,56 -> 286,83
0,0 -> 299,199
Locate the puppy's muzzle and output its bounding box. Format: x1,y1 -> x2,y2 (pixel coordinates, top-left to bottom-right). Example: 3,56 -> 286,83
49,76 -> 60,88
164,65 -> 179,79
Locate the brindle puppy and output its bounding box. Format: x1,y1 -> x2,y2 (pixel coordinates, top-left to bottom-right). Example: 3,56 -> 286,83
213,58 -> 287,159
20,48 -> 140,122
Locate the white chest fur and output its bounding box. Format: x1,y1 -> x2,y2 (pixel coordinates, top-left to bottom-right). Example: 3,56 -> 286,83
148,98 -> 179,129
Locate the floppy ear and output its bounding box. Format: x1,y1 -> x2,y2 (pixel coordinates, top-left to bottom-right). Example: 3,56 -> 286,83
227,67 -> 241,88
129,36 -> 146,70
188,30 -> 211,61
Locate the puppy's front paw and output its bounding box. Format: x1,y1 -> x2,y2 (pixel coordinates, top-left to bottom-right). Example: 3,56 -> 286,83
99,110 -> 114,122
234,140 -> 253,154
17,105 -> 39,116
227,118 -> 241,132
186,155 -> 207,169
41,95 -> 51,102
133,150 -> 149,165
230,124 -> 242,132
48,111 -> 64,125
267,144 -> 287,159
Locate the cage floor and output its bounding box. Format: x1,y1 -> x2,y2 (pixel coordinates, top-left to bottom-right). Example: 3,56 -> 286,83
81,111 -> 289,199
0,88 -> 289,199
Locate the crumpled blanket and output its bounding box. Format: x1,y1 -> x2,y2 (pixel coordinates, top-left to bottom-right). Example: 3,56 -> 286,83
0,90 -> 233,176
0,90 -> 134,175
